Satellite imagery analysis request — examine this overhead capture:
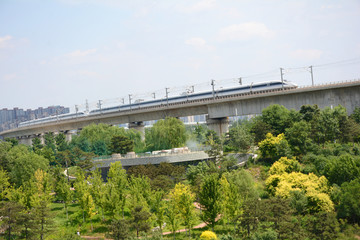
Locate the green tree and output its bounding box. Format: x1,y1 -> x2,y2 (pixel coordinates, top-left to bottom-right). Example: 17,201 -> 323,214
152,190 -> 166,234
130,205 -> 151,238
7,145 -> 49,187
110,135 -> 134,154
89,169 -> 107,220
0,201 -> 24,240
32,137 -> 43,153
55,174 -> 73,219
0,167 -> 10,201
285,121 -> 312,155
170,183 -> 196,237
0,141 -> 12,172
106,162 -> 128,218
299,104 -> 320,122
91,139 -> 109,156
303,212 -> 340,240
351,106 -> 360,124
258,133 -> 290,160
107,219 -> 131,240
55,133 -> 68,151
325,154 -> 360,185
337,178 -> 360,223
145,117 -> 187,151
250,116 -> 273,144
261,104 -> 291,135
74,169 -> 89,223
227,123 -> 253,153
165,198 -> 181,240
128,175 -> 152,212
44,132 -> 56,153
199,173 -> 221,231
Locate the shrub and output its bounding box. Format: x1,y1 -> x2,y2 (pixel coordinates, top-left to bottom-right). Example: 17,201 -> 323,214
200,230 -> 218,240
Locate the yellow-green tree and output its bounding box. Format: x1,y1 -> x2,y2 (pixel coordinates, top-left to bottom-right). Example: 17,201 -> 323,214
258,133 -> 290,160
266,159 -> 334,213
169,183 -> 196,237
200,230 -> 217,240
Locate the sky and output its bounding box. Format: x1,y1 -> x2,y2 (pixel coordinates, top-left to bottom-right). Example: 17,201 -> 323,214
1,0 -> 360,112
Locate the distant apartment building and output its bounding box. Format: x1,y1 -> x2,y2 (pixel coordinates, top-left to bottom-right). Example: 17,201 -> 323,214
0,106 -> 69,132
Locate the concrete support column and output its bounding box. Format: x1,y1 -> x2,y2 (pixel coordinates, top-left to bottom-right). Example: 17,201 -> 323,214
38,133 -> 45,145
128,121 -> 145,140
17,135 -> 33,146
64,130 -> 73,142
206,116 -> 229,137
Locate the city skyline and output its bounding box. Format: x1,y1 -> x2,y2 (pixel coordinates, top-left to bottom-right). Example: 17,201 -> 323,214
1,0 -> 360,111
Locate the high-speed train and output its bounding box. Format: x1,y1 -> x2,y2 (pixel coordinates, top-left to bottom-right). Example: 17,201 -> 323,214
18,80 -> 297,127
18,112 -> 86,127
90,80 -> 297,115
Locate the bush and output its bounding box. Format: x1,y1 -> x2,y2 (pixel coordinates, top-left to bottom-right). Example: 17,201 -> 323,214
200,230 -> 218,240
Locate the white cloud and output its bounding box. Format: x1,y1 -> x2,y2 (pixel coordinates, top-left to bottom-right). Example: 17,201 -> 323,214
75,70 -> 99,77
217,22 -> 275,41
178,0 -> 216,13
0,35 -> 13,49
291,49 -> 323,60
321,4 -> 342,10
185,37 -> 214,51
65,48 -> 97,57
3,73 -> 17,82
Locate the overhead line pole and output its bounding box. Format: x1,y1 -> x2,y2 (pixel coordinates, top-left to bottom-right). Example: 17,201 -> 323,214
211,79 -> 215,100
309,65 -> 314,86
280,68 -> 284,91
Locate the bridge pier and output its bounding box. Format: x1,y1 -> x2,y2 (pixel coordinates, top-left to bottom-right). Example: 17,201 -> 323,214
206,116 -> 229,137
128,121 -> 145,140
18,135 -> 33,145
64,130 -> 73,142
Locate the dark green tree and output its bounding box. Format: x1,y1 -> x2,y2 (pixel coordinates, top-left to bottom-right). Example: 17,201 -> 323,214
55,133 -> 68,151
5,138 -> 18,147
351,106 -> 360,124
0,201 -> 24,240
285,120 -> 312,156
107,219 -> 131,240
32,137 -> 43,153
300,104 -> 320,122
337,178 -> 360,223
91,139 -> 109,156
130,205 -> 151,238
303,212 -> 339,240
261,104 -> 291,135
110,135 -> 134,154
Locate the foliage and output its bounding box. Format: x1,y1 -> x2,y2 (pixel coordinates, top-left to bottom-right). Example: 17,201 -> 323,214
261,104 -> 291,135
266,171 -> 334,213
6,145 -> 49,187
107,219 -> 132,240
199,173 -> 221,230
200,230 -> 218,240
337,178 -> 360,223
351,106 -> 360,124
105,162 -> 128,218
268,157 -> 301,175
258,133 -> 290,160
169,183 -> 196,235
110,135 -> 134,154
130,205 -> 151,237
226,122 -> 253,153
285,120 -> 313,155
145,117 -> 187,151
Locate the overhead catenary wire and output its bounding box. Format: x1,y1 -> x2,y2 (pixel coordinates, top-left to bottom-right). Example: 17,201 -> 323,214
75,57 -> 360,112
